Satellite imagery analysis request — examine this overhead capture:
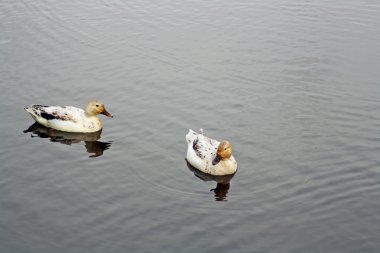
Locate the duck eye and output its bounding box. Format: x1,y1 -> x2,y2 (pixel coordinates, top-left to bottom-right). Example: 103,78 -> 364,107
96,104 -> 99,107
224,148 -> 227,150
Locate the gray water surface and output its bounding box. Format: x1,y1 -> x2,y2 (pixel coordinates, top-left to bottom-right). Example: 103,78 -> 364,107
1,1 -> 380,252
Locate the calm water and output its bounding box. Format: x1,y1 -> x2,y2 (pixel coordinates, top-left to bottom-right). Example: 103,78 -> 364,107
1,0 -> 380,252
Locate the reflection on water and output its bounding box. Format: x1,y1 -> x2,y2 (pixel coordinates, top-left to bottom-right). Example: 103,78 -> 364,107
186,161 -> 235,201
23,123 -> 112,158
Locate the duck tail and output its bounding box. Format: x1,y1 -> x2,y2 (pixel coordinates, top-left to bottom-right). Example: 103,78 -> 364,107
186,129 -> 197,144
24,105 -> 34,114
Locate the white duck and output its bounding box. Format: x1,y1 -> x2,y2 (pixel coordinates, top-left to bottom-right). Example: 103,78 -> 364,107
185,129 -> 237,176
25,101 -> 113,133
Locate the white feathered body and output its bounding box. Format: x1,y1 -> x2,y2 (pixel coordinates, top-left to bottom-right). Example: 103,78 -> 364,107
25,105 -> 103,133
186,129 -> 237,176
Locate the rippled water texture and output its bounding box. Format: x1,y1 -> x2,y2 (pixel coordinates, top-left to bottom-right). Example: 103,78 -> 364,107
1,0 -> 380,252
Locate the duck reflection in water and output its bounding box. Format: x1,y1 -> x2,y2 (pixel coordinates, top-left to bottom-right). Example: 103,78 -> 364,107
23,123 -> 112,158
186,161 -> 236,201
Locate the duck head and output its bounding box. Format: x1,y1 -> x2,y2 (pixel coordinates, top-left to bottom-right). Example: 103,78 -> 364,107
85,101 -> 113,118
212,140 -> 232,165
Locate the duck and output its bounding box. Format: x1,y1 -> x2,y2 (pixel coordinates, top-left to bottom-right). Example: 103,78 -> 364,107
24,101 -> 113,133
185,129 -> 237,176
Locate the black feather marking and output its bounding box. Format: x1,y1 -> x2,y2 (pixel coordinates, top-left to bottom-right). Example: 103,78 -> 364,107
33,105 -> 49,109
192,138 -> 198,150
193,137 -> 203,158
40,112 -> 57,120
212,155 -> 221,166
35,106 -> 76,122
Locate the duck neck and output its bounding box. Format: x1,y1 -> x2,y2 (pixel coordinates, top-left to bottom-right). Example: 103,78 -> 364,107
85,111 -> 97,118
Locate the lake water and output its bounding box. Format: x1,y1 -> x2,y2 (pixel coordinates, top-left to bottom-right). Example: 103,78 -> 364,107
1,0 -> 380,252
